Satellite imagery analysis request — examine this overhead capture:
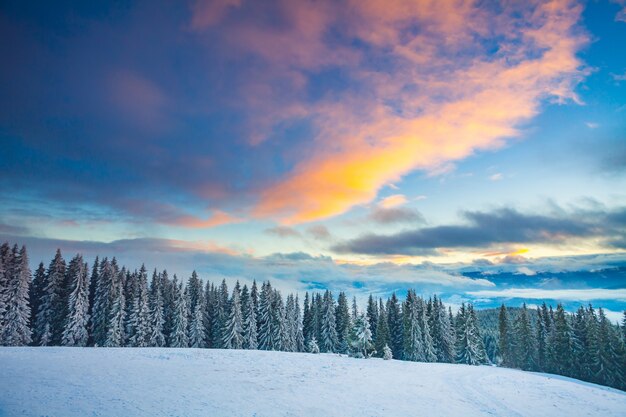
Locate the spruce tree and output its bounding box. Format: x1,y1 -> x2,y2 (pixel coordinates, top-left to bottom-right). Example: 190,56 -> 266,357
387,293 -> 403,359
169,282 -> 189,348
0,243 -> 9,335
320,290 -> 338,353
148,270 -> 166,347
61,255 -> 90,347
36,249 -> 66,345
498,304 -> 512,366
455,304 -> 487,365
223,286 -> 244,349
375,299 -> 390,357
366,294 -> 378,342
0,246 -> 32,346
258,282 -> 276,350
403,290 -> 424,361
242,284 -> 258,350
189,289 -> 206,348
91,258 -> 116,346
514,303 -> 535,371
105,276 -> 126,347
350,312 -> 373,358
29,262 -> 46,340
128,265 -> 150,347
335,292 -> 351,353
549,304 -> 573,376
302,292 -> 312,344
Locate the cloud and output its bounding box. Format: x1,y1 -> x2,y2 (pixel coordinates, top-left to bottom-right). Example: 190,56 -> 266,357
264,225 -> 301,238
306,225 -> 332,240
368,206 -> 426,225
378,194 -> 408,209
612,0 -> 626,22
489,173 -> 503,181
249,0 -> 589,223
467,288 -> 626,302
585,122 -> 599,129
333,206 -> 626,255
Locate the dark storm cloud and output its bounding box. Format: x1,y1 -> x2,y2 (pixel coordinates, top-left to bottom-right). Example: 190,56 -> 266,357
332,207 -> 626,255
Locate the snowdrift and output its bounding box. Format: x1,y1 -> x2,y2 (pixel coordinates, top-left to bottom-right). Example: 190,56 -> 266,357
1,347 -> 625,417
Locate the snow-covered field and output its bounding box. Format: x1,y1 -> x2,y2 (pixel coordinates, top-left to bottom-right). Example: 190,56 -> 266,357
1,348 -> 625,417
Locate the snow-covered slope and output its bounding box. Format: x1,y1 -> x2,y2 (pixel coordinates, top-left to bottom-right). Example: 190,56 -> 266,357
1,348 -> 624,417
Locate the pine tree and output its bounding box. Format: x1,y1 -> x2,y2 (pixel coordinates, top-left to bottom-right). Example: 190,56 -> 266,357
514,303 -> 535,371
351,296 -> 358,320
273,289 -> 288,351
498,304 -> 512,366
29,262 -> 46,340
169,282 -> 189,348
148,270 -> 166,347
189,289 -> 206,348
387,292 -> 403,359
0,243 -> 9,336
128,265 -> 150,347
258,282 -> 276,350
35,249 -> 66,345
431,297 -> 455,363
241,284 -> 258,350
320,290 -> 338,353
302,292 -> 312,344
549,304 -> 573,376
383,344 -> 393,360
61,255 -> 90,347
418,297 -> 436,362
294,295 -> 305,352
335,291 -> 351,353
223,286 -> 244,349
403,290 -> 424,362
535,303 -> 551,372
307,337 -> 320,354
284,294 -> 297,352
0,246 -> 32,346
455,304 -> 487,365
350,312 -> 373,358
366,294 -> 378,342
105,275 -> 126,347
375,299 -> 390,357
91,258 -> 116,346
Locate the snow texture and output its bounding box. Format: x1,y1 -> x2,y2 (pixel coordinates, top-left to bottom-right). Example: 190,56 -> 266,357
0,347 -> 625,417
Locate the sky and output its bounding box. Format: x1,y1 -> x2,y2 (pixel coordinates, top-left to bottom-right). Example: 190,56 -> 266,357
1,0 -> 625,317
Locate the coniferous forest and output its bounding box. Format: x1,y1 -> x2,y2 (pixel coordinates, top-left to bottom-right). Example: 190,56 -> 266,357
0,242 -> 624,391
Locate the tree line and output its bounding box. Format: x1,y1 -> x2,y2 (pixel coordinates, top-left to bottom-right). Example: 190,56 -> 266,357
0,242 -> 624,391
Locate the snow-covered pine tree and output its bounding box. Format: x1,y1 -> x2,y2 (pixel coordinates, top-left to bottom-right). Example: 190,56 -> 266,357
61,255 -> 90,347
284,294 -> 297,352
498,304 -> 512,366
0,243 -> 10,339
366,294 -> 378,342
320,290 -> 338,353
387,292 -> 403,359
169,282 -> 189,348
350,312 -> 373,358
204,282 -> 216,347
403,290 -> 425,362
28,262 -> 46,339
302,292 -> 313,344
455,304 -> 487,365
186,271 -> 202,326
0,246 -> 32,346
257,281 -> 276,350
417,297 -> 436,362
223,286 -> 244,349
515,303 -> 535,371
128,265 -> 150,347
123,269 -> 137,343
549,304 -> 573,376
91,258 -> 116,346
35,248 -> 66,345
294,295 -> 305,352
274,289 -> 289,351
335,291 -> 351,353
241,284 -> 258,350
375,299 -> 390,357
351,296 -> 358,321
383,344 -> 393,360
308,337 -> 320,353
87,256 -> 99,337
430,297 -> 455,363
313,293 -> 323,343
161,270 -> 175,345
571,306 -> 590,380
148,270 -> 166,347
189,289 -> 206,348
211,279 -> 228,349
105,274 -> 126,347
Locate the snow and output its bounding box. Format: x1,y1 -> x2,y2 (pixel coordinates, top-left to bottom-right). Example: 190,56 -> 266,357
1,348 -> 625,417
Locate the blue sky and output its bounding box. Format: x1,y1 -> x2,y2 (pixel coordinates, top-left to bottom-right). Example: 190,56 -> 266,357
1,0 -> 625,317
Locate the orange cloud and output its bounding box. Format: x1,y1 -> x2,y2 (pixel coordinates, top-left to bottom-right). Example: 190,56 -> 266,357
251,0 -> 588,224
379,194 -> 408,209
174,210 -> 241,229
